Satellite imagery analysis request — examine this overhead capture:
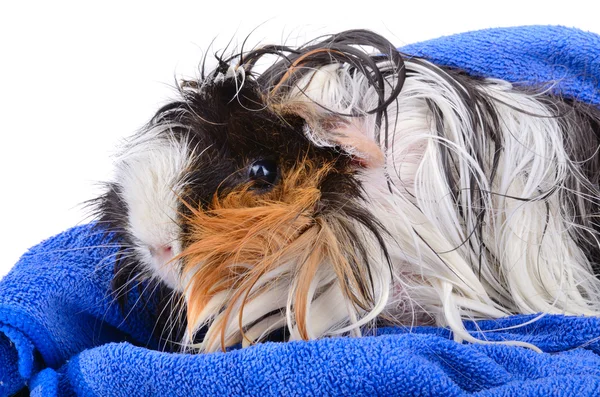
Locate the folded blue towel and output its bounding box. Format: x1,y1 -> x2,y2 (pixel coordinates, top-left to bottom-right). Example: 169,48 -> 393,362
2,25 -> 600,396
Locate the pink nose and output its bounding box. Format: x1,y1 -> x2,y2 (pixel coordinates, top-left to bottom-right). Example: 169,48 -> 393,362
149,245 -> 173,260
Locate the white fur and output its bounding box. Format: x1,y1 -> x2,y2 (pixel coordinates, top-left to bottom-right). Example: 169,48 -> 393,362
282,59 -> 600,347
115,125 -> 193,290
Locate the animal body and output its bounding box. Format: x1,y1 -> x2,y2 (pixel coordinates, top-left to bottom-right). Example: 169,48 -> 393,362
93,30 -> 600,352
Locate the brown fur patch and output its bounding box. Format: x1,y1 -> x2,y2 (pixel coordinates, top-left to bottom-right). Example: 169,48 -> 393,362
179,159 -> 374,351
180,160 -> 326,349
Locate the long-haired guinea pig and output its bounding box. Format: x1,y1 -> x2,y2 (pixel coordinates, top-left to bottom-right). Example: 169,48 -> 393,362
93,29 -> 600,353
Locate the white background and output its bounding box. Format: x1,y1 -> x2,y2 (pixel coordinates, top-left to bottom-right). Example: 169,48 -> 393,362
1,0 -> 599,277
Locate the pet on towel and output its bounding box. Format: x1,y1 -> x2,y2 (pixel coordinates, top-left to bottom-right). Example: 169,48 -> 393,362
1,25 -> 600,396
92,24 -> 600,354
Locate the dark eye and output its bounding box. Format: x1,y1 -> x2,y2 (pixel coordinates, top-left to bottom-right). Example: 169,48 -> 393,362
248,159 -> 278,188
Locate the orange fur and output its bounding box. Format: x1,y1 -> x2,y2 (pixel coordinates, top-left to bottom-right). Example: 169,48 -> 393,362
181,160 -> 326,349
179,159 -> 375,351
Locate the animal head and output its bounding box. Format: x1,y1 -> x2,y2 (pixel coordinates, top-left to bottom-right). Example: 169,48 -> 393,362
94,30 -> 405,351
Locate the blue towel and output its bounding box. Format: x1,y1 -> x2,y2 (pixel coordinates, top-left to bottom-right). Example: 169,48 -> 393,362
2,25 -> 600,396
401,25 -> 600,106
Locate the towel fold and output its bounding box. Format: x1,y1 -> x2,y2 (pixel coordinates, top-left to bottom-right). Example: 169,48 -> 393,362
26,315 -> 600,396
25,316 -> 600,397
2,25 -> 600,396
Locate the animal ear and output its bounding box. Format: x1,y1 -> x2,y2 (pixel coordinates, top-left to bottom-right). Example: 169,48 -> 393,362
306,116 -> 385,169
273,102 -> 385,168
240,30 -> 406,168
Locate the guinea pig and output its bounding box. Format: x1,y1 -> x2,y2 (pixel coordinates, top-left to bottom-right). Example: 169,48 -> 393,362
93,29 -> 600,353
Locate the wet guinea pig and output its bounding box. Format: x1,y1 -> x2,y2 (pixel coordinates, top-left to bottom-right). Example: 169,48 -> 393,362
94,30 -> 600,352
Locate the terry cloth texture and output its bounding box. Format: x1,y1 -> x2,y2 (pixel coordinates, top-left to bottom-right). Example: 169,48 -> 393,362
2,25 -> 600,396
